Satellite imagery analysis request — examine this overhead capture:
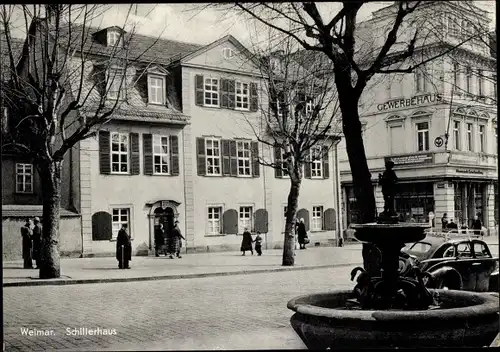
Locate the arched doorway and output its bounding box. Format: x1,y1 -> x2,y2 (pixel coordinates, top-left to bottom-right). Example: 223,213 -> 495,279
147,200 -> 181,254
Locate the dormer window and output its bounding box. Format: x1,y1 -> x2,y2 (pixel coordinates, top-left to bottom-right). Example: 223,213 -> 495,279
148,75 -> 166,105
146,66 -> 168,106
270,58 -> 282,73
107,30 -> 123,47
222,47 -> 234,59
107,67 -> 126,100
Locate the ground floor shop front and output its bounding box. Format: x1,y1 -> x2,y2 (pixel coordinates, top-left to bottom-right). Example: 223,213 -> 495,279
343,178 -> 498,234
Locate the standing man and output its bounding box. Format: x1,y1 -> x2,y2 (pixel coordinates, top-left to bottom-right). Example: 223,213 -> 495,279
116,224 -> 132,269
32,217 -> 42,269
154,223 -> 165,257
21,218 -> 33,269
472,214 -> 483,237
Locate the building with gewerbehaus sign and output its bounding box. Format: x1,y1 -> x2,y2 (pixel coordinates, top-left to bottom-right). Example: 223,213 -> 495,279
338,1 -> 497,235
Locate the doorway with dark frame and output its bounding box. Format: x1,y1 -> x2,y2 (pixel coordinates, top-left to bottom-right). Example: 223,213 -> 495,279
154,206 -> 175,256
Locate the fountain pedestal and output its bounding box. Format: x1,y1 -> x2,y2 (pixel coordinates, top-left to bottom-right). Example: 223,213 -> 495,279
287,222 -> 500,349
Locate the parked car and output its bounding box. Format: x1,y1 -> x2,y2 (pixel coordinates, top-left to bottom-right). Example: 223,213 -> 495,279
400,233 -> 499,292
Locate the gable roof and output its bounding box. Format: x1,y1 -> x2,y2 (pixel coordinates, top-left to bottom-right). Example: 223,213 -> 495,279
177,34 -> 261,68
0,33 -> 25,81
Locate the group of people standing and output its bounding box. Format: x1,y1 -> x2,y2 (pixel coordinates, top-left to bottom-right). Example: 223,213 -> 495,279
154,221 -> 185,259
441,212 -> 484,236
20,217 -> 42,269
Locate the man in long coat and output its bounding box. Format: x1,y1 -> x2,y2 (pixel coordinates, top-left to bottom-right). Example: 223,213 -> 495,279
21,218 -> 33,269
154,223 -> 166,257
172,221 -> 185,258
32,217 -> 42,269
116,224 -> 132,269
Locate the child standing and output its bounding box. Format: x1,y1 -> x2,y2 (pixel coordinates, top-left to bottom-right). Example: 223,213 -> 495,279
255,232 -> 263,256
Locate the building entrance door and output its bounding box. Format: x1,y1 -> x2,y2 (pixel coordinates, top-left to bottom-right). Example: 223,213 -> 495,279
154,207 -> 175,255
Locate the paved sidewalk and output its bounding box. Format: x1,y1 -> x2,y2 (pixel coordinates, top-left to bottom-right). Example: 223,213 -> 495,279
3,244 -> 364,287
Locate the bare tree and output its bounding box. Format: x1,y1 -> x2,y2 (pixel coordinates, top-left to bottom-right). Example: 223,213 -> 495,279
242,35 -> 340,265
0,4 -> 162,278
217,1 -> 493,271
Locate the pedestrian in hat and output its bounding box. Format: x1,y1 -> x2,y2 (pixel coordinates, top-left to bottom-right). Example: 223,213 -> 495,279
116,224 -> 132,269
171,220 -> 185,259
32,217 -> 42,269
21,218 -> 33,269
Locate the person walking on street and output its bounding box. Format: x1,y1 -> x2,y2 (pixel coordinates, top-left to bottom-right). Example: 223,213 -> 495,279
296,218 -> 308,249
21,218 -> 33,269
116,224 -> 132,269
254,232 -> 263,256
472,214 -> 482,237
32,217 -> 42,269
172,220 -> 185,259
240,228 -> 254,256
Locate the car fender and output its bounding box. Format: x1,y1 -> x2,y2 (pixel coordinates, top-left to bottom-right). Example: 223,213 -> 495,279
489,270 -> 499,292
426,266 -> 463,290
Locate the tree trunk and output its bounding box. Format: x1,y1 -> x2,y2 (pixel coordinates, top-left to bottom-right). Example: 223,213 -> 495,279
37,158 -> 62,279
337,84 -> 379,275
283,178 -> 301,266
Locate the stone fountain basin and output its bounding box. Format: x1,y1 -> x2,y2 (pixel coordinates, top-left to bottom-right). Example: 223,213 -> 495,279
287,289 -> 499,349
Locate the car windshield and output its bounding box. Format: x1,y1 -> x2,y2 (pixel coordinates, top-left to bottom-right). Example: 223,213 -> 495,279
404,241 -> 432,254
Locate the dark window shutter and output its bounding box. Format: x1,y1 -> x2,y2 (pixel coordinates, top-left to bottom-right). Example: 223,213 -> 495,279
222,139 -> 231,176
130,133 -> 140,175
254,209 -> 268,233
274,145 -> 282,178
251,141 -> 260,178
323,208 -> 336,231
170,135 -> 179,176
322,146 -> 329,179
250,82 -> 258,112
222,209 -> 238,234
304,158 -> 312,179
196,137 -> 206,176
143,134 -> 153,175
229,140 -> 237,176
195,75 -> 204,106
92,211 -> 112,240
220,79 -> 229,108
297,208 -> 310,232
228,80 -> 235,109
99,131 -> 110,175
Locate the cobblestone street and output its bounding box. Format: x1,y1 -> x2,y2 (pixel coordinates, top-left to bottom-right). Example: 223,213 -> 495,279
4,266 -> 354,351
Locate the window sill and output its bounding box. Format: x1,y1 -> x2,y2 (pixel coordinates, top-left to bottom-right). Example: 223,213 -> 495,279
152,173 -> 171,176
201,105 -> 220,109
311,176 -> 324,180
235,107 -> 250,112
310,230 -> 328,233
205,173 -> 223,177
15,191 -> 34,195
204,233 -> 226,237
110,172 -> 131,175
148,102 -> 166,107
237,174 -> 252,178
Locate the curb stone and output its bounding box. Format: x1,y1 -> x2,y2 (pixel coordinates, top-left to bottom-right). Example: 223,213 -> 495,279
3,262 -> 362,288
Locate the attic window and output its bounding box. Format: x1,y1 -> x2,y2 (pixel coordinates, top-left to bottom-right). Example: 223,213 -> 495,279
107,30 -> 123,47
270,58 -> 282,73
222,48 -> 234,59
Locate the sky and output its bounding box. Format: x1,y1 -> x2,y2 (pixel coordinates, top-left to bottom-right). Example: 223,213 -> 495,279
5,2 -> 496,48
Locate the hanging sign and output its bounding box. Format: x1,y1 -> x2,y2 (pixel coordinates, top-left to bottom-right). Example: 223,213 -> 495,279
434,136 -> 444,147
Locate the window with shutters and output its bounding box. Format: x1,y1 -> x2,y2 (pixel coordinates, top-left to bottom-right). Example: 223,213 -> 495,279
148,75 -> 166,105
235,81 -> 249,110
310,146 -> 323,178
239,206 -> 253,233
111,132 -> 129,174
16,163 -> 33,193
112,208 -> 130,240
312,206 -> 324,231
206,138 -> 221,175
237,141 -> 251,176
153,135 -> 169,174
204,78 -> 219,107
207,206 -> 222,234
107,68 -> 126,100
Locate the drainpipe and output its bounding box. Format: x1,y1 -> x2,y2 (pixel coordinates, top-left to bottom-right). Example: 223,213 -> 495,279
334,137 -> 343,246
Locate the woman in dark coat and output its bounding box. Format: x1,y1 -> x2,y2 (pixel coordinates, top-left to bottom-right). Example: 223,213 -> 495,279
116,224 -> 132,269
32,217 -> 42,268
241,228 -> 254,256
171,221 -> 185,258
296,218 -> 307,249
21,218 -> 33,269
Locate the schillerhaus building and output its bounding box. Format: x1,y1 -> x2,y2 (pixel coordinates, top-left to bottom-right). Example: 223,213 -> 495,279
339,1 -> 497,234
